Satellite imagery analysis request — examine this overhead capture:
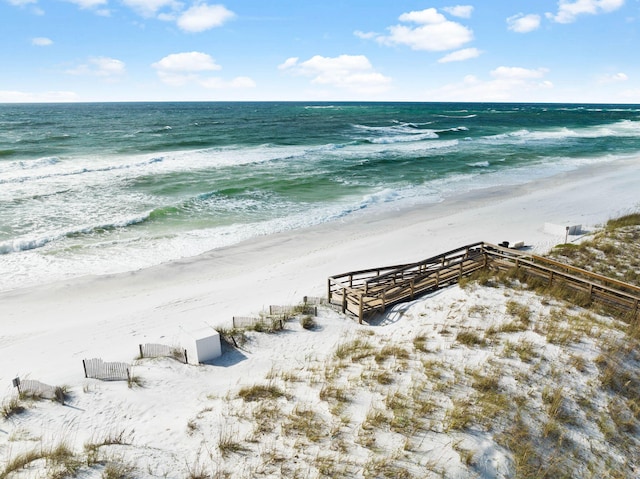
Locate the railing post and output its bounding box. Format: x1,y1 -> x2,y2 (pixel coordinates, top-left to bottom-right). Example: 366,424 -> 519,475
327,278 -> 332,303
410,279 -> 415,299
358,294 -> 364,324
342,288 -> 347,314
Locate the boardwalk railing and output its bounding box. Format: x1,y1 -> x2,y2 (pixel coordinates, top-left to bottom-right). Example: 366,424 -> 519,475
329,242 -> 640,323
328,242 -> 487,323
484,243 -> 640,317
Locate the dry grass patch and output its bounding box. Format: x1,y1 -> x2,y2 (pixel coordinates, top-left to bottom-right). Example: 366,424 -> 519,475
0,441 -> 81,479
238,383 -> 285,402
455,329 -> 486,347
283,404 -> 327,443
375,344 -> 411,363
1,395 -> 25,419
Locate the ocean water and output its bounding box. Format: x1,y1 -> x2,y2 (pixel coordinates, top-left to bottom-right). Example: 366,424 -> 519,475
1,102 -> 640,291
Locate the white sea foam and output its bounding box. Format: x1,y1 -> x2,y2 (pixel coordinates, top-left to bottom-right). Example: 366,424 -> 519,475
483,120 -> 640,144
467,161 -> 490,167
3,104 -> 640,293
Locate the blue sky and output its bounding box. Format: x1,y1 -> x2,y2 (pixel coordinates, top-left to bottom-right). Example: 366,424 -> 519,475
1,0 -> 639,102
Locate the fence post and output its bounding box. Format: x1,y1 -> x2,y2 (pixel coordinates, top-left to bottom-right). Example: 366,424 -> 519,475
139,344 -> 144,359
184,349 -> 189,364
342,288 -> 347,314
82,359 -> 88,378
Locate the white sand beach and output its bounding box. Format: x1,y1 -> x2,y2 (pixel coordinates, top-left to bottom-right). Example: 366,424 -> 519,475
1,156 -> 639,478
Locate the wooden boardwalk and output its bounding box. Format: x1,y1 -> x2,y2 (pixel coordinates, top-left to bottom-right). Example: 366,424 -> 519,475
328,242 -> 640,323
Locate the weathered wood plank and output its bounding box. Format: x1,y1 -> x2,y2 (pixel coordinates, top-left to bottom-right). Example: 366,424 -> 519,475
329,241 -> 640,323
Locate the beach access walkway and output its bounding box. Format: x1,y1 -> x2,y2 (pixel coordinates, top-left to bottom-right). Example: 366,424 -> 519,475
328,242 -> 640,324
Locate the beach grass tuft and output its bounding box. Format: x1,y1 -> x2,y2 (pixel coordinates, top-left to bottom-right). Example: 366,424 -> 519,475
238,383 -> 285,402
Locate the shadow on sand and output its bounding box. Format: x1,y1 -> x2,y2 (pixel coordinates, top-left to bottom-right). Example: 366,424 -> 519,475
366,289 -> 447,327
203,341 -> 248,367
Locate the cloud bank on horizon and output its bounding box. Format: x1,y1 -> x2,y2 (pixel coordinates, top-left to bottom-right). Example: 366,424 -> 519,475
0,0 -> 638,102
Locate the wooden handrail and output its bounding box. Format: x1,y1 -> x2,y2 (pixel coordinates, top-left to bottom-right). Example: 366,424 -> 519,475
329,241 -> 640,323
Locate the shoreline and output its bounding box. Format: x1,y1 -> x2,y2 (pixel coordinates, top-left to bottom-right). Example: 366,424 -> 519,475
1,155 -> 639,384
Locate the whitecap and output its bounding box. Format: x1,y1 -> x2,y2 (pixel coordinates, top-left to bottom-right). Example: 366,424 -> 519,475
467,161 -> 490,168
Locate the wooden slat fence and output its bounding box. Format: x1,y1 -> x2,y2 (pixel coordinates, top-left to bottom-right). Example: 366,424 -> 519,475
83,358 -> 131,381
302,296 -> 328,305
269,304 -> 318,317
139,343 -> 188,363
329,241 -> 640,323
233,316 -> 263,328
233,316 -> 284,331
18,379 -> 56,399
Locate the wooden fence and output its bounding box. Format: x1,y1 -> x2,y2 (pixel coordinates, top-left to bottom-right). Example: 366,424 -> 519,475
17,379 -> 57,399
232,303 -> 318,329
484,243 -> 640,317
83,358 -> 131,381
232,316 -> 284,331
329,242 -> 640,323
139,343 -> 188,363
269,304 -> 318,317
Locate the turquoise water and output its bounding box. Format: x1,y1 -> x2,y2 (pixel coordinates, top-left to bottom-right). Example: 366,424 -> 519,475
1,102 -> 639,290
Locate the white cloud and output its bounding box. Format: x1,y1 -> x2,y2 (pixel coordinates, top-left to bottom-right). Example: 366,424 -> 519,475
598,72 -> 629,83
32,37 -> 53,46
443,5 -> 474,19
152,52 -> 221,72
177,3 -> 235,32
547,0 -> 625,24
507,13 -> 542,33
66,57 -> 126,77
0,90 -> 79,103
278,57 -> 299,70
399,8 -> 447,24
491,66 -> 548,80
7,0 -> 37,5
426,66 -> 553,101
65,0 -> 108,9
438,47 -> 481,63
152,51 -> 253,89
354,30 -> 377,40
279,54 -> 391,94
121,0 -> 180,17
377,8 -> 473,52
